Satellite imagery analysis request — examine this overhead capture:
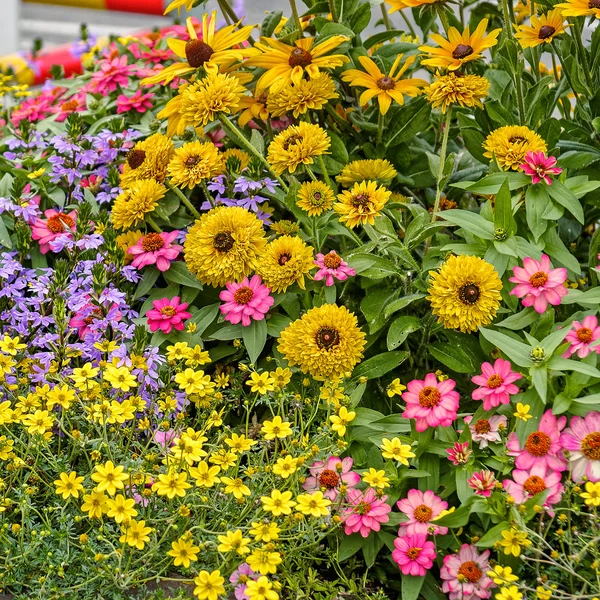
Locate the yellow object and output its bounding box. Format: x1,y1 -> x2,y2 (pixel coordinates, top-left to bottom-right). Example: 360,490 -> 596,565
0,55 -> 34,85
23,0 -> 105,8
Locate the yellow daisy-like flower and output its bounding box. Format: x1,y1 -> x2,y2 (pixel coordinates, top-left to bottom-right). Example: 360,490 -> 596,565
116,229 -> 143,263
296,491 -> 331,518
515,9 -> 568,48
341,54 -> 427,115
217,529 -> 252,555
336,159 -> 397,187
167,140 -> 223,189
168,536 -> 200,568
267,73 -> 338,118
487,565 -> 519,586
179,71 -> 246,129
363,468 -> 390,489
91,461 -> 129,496
386,378 -> 406,397
246,548 -> 282,575
246,576 -> 278,600
157,83 -> 189,138
111,179 -> 166,230
54,471 -> 85,500
270,220 -> 300,236
153,470 -> 191,499
106,494 -> 138,524
249,521 -> 280,542
483,125 -> 547,171
499,528 -> 532,557
515,0 -> 531,23
419,19 -> 502,71
278,304 -> 366,379
121,133 -> 174,187
425,72 -> 489,113
184,206 -> 267,287
296,181 -> 336,216
261,489 -> 296,516
193,570 -> 225,600
81,490 -> 108,519
267,122 -> 330,175
142,14 -> 255,86
257,235 -> 314,293
238,90 -> 270,127
245,36 -> 350,93
222,148 -> 251,171
555,0 -> 600,18
330,406 -> 356,437
387,0 -> 443,12
380,437 -> 415,464
427,254 -> 502,333
580,481 -> 600,506
120,519 -> 152,551
334,180 -> 391,228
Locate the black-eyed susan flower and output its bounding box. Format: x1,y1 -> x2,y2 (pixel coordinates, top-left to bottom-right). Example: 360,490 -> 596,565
267,73 -> 338,118
419,19 -> 502,71
257,235 -> 314,293
279,304 -> 366,379
555,0 -> 600,18
110,179 -> 166,230
425,72 -> 489,113
427,254 -> 502,333
334,180 -> 391,228
515,8 -> 568,49
336,159 -> 397,187
296,180 -> 336,216
267,122 -> 330,175
245,36 -> 350,93
342,54 -> 427,114
184,206 -> 266,287
167,140 -> 223,189
483,125 -> 547,171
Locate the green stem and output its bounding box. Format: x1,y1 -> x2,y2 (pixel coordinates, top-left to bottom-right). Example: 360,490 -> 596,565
552,42 -> 579,104
572,18 -> 594,91
200,180 -> 215,208
317,154 -> 333,189
145,215 -> 162,233
217,0 -> 256,46
289,0 -> 303,36
437,6 -> 450,35
376,111 -> 385,145
501,0 -> 525,124
501,0 -> 513,39
401,10 -> 417,39
328,0 -> 339,22
166,181 -> 202,220
431,108 -> 452,224
380,3 -> 392,31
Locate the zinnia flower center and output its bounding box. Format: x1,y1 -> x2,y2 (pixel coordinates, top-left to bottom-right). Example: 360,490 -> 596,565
538,25 -> 556,39
418,386 -> 441,408
351,193 -> 371,207
525,431 -> 551,456
323,252 -> 342,269
127,149 -> 146,169
141,233 -> 165,252
355,501 -> 372,515
278,253 -> 291,265
590,0 -> 600,7
581,431 -> 600,460
61,99 -> 79,111
288,47 -> 313,68
160,306 -> 177,317
452,44 -> 474,59
576,327 -> 594,343
523,475 -> 547,496
377,76 -> 396,90
47,213 -> 75,233
213,231 -> 235,252
414,504 -> 433,522
318,469 -> 340,489
406,547 -> 422,560
185,39 -> 214,68
486,374 -> 503,389
458,561 -> 483,583
458,283 -> 480,305
233,286 -> 254,305
529,271 -> 548,287
474,419 -> 491,434
509,136 -> 527,144
315,326 -> 340,350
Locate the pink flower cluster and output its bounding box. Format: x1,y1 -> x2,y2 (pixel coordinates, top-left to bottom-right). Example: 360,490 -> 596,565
219,276 -> 274,327
145,296 -> 191,334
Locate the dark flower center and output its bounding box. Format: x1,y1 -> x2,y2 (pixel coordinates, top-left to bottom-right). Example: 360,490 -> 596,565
61,99 -> 79,112
418,386 -> 441,408
351,193 -> 370,207
590,0 -> 600,7
486,374 -> 503,389
323,252 -> 342,269
414,504 -> 433,522
538,25 -> 556,39
233,286 -> 254,305
127,149 -> 146,169
185,39 -> 214,68
318,469 -> 340,489
310,191 -> 325,206
282,134 -> 303,150
474,419 -> 491,434
582,432 -> 600,460
288,47 -> 313,68
576,327 -> 593,343
355,501 -> 372,515
523,475 -> 547,496
458,561 -> 483,583
458,283 -> 480,305
315,326 -> 340,350
377,76 -> 396,90
452,44 -> 474,59
529,271 -> 548,287
160,306 -> 176,317
525,431 -> 551,456
278,253 -> 291,266
141,233 -> 165,252
47,213 -> 75,233
185,155 -> 200,167
213,232 -> 234,252
509,136 -> 527,143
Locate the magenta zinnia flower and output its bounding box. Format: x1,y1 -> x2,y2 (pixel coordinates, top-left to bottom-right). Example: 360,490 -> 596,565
128,231 -> 182,272
31,209 -> 77,254
464,415 -> 507,448
303,456 -> 360,501
313,251 -> 356,287
116,89 -> 155,114
392,533 -> 436,576
560,411 -> 600,482
402,373 -> 459,432
507,409 -> 567,472
441,544 -> 495,600
503,464 -> 563,513
219,275 -> 274,327
467,470 -> 497,497
396,488 -> 448,536
520,151 -> 562,185
90,55 -> 135,95
563,315 -> 600,359
446,441 -> 472,466
145,296 -> 191,334
509,254 -> 567,314
471,358 -> 521,411
341,488 -> 391,538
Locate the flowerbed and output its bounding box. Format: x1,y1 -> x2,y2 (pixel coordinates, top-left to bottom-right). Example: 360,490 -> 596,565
1,0 -> 600,598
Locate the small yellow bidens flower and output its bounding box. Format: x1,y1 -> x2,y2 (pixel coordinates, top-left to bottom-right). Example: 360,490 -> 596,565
175,368 -> 214,396
120,519 -> 152,550
246,548 -> 282,575
247,372 -> 276,394
168,536 -> 200,568
536,586 -> 552,600
193,569 -> 225,600
387,378 -> 406,398
91,461 -> 129,496
221,476 -> 251,499
250,521 -> 281,542
261,416 -> 293,440
330,406 -> 356,437
106,494 -> 138,524
22,410 -> 54,435
272,455 -> 298,479
81,490 -> 108,519
261,489 -> 296,516
380,437 -> 415,465
190,462 -> 221,487
27,168 -> 46,180
500,528 -> 532,557
581,481 -> 600,507
487,565 -> 519,586
363,468 -> 390,489
54,471 -> 85,500
217,529 -> 252,555
225,433 -> 256,453
514,402 -> 533,422
153,470 -> 191,499
296,491 -> 331,518
495,586 -> 523,600
0,335 -> 26,355
103,365 -> 137,392
246,576 -> 279,600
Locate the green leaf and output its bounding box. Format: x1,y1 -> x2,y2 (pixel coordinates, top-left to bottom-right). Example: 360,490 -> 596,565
385,98 -> 431,147
477,521 -> 510,548
401,575 -> 426,600
440,209 -> 495,240
547,356 -> 600,378
134,267 -> 161,300
363,29 -> 405,50
383,293 -> 426,320
432,502 -> 473,528
362,531 -> 387,568
266,314 -> 292,337
242,319 -> 268,365
452,172 -> 530,195
525,185 -> 549,242
250,129 -> 265,156
261,10 -> 282,37
542,227 -> 581,275
562,287 -> 600,305
0,216 -> 12,249
494,179 -> 515,235
387,316 -> 421,350
352,351 -> 408,380
191,303 -> 220,337
479,328 -> 533,367
210,324 -> 244,341
163,262 -> 203,290
429,342 -> 477,373
546,180 -> 584,223
337,533 -> 365,562
530,364 -> 548,404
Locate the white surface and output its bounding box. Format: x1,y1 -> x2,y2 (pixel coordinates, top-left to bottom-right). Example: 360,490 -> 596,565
1,0 -> 19,55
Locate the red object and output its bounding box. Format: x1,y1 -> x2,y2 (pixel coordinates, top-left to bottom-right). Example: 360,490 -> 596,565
34,46 -> 84,84
106,0 -> 165,14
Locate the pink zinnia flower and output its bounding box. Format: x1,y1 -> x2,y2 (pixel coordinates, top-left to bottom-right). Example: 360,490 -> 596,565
471,359 -> 521,410
392,533 -> 436,576
341,488 -> 391,537
464,415 -> 507,448
560,411 -> 600,482
503,464 -> 563,513
31,209 -> 77,254
90,55 -> 134,94
468,470 -> 497,497
563,315 -> 600,359
313,251 -> 356,287
509,254 -> 567,314
396,489 -> 448,536
69,302 -> 121,340
128,231 -> 182,272
446,441 -> 472,466
116,89 -> 155,114
402,373 -> 459,432
507,409 -> 567,472
145,296 -> 191,334
219,276 -> 274,327
153,428 -> 177,448
303,456 -> 360,500
52,92 -> 86,122
230,563 -> 258,600
441,544 -> 495,600
520,151 -> 562,185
